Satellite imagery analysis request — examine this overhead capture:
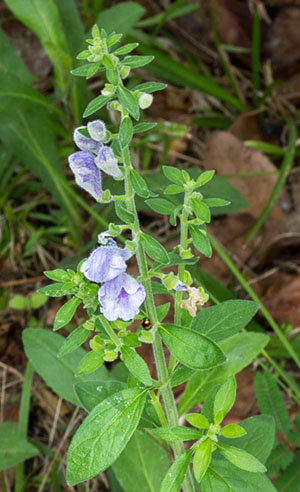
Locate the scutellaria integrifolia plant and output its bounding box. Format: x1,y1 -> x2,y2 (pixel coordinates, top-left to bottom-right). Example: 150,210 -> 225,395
38,25 -> 274,492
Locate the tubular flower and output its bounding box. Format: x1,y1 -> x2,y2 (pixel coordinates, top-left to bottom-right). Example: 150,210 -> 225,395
98,273 -> 146,321
68,120 -> 121,199
80,246 -> 131,283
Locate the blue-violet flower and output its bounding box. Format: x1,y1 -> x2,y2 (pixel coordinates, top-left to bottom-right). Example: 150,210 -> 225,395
68,119 -> 121,200
98,273 -> 146,321
80,246 -> 131,283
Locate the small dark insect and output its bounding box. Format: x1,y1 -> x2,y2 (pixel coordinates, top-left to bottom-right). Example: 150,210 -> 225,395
141,317 -> 152,330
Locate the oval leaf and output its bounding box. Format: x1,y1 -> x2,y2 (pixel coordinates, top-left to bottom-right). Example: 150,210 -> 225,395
119,115 -> 133,148
58,326 -> 89,358
141,233 -> 169,264
120,346 -> 152,386
161,451 -> 192,492
189,224 -> 212,257
216,443 -> 267,473
83,94 -> 112,117
193,438 -> 212,482
158,324 -> 226,370
146,198 -> 175,215
54,297 -> 81,331
117,86 -> 140,120
158,324 -> 226,369
66,387 -> 147,485
214,376 -> 236,424
151,426 -> 202,442
74,380 -> 126,412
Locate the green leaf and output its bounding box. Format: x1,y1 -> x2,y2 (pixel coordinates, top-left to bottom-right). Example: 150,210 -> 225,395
133,81 -> 167,93
151,426 -> 202,442
220,415 -> 275,465
96,2 -> 145,36
117,85 -> 140,120
44,269 -> 70,282
178,332 -> 269,414
161,450 -> 192,492
185,413 -> 210,430
133,121 -> 157,133
130,169 -> 150,198
0,422 -> 38,472
22,328 -> 110,405
120,116 -> 133,148
193,438 -> 212,482
38,283 -> 77,297
76,350 -> 105,376
102,54 -> 115,70
196,170 -> 215,187
30,293 -> 48,309
141,233 -> 169,264
163,165 -> 185,185
9,295 -> 28,310
114,200 -> 135,224
71,63 -> 100,77
54,297 -> 81,331
190,300 -> 259,342
0,75 -> 80,237
158,324 -> 226,370
113,42 -> 139,55
201,463 -> 277,492
165,184 -> 184,195
275,454 -> 300,492
189,224 -> 212,257
112,429 -> 170,492
83,94 -> 112,117
191,199 -> 211,222
66,387 -> 147,484
0,28 -> 33,84
254,369 -> 290,434
214,377 -> 237,424
120,346 -> 152,386
58,326 -> 89,358
219,424 -> 247,439
216,443 -> 267,473
203,198 -> 230,208
146,198 -> 175,215
122,55 -> 154,68
75,380 -> 126,412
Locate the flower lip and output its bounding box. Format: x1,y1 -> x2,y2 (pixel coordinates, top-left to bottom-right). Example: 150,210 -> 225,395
80,246 -> 131,283
87,120 -> 107,142
74,127 -> 102,154
68,151 -> 102,200
98,273 -> 146,321
95,146 -> 122,178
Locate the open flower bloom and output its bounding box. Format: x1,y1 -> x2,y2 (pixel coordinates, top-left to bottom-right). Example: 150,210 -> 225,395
68,119 -> 121,199
80,246 -> 131,283
69,151 -> 102,200
98,273 -> 146,321
95,145 -> 122,178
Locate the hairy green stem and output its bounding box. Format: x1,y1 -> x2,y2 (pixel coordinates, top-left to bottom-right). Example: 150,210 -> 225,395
121,144 -> 195,492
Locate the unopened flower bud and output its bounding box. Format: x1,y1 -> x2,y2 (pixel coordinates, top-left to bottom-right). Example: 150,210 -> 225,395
163,272 -> 179,290
138,92 -> 153,109
120,65 -> 131,79
101,84 -> 115,96
104,349 -> 118,361
109,101 -> 122,112
89,335 -> 104,351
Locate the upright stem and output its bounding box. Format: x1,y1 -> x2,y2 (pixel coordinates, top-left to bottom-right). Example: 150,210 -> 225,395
121,145 -> 195,492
